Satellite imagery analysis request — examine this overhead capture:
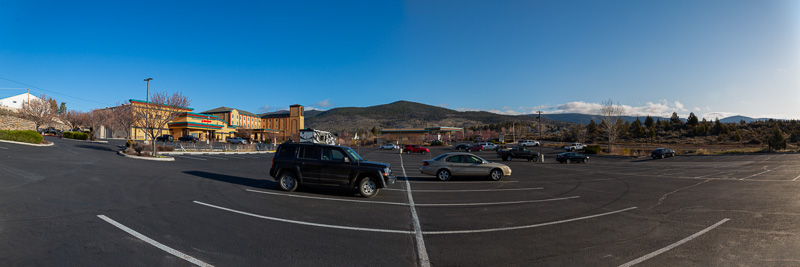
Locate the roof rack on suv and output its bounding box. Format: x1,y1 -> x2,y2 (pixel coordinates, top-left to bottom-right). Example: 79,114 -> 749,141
299,128 -> 336,145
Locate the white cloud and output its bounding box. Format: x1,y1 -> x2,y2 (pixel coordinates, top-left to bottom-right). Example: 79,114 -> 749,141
456,107 -> 483,112
315,99 -> 332,108
693,107 -> 701,111
701,112 -> 738,121
777,68 -> 789,74
438,103 -> 449,108
674,101 -> 685,111
488,109 -> 523,115
304,106 -> 325,111
256,104 -> 270,113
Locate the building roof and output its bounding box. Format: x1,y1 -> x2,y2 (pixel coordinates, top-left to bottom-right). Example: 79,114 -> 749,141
260,110 -> 291,118
201,106 -> 257,117
0,93 -> 41,109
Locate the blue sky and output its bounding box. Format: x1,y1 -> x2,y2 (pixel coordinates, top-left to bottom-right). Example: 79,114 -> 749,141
1,0 -> 798,120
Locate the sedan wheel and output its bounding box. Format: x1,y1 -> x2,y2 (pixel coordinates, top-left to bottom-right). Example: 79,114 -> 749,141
437,169 -> 451,181
490,169 -> 503,181
583,158 -> 588,163
422,151 -> 427,155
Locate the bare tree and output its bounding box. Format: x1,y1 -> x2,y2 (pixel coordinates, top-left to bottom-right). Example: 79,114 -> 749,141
18,94 -> 57,131
108,102 -> 136,140
600,99 -> 625,154
83,109 -> 111,141
132,92 -> 191,156
60,110 -> 84,131
573,124 -> 587,143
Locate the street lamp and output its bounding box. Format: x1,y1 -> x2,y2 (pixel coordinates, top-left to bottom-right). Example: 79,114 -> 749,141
143,78 -> 153,104
537,111 -> 543,162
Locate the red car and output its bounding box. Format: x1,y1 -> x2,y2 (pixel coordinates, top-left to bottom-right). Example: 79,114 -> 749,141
465,144 -> 484,152
403,145 -> 430,155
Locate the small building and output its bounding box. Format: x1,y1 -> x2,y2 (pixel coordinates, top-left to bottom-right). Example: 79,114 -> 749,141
379,127 -> 463,144
0,93 -> 41,110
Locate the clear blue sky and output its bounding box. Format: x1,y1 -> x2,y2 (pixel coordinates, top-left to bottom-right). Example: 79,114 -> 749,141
1,0 -> 798,120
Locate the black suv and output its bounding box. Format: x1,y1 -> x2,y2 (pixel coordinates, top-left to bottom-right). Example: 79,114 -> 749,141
270,142 -> 396,198
156,135 -> 174,142
178,135 -> 199,142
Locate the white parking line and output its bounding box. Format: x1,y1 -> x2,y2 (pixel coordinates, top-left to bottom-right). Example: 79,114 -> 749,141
740,165 -> 784,180
384,187 -> 543,192
400,154 -> 431,267
423,206 -> 638,235
97,215 -> 213,267
193,201 -> 413,234
792,174 -> 800,181
245,189 -> 408,206
244,189 -> 577,207
199,155 -> 228,160
173,155 -> 207,161
0,147 -> 8,149
415,196 -> 580,207
410,180 -> 519,184
619,218 -> 730,267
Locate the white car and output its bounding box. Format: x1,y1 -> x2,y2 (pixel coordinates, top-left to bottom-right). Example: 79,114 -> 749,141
379,143 -> 399,150
518,140 -> 540,147
564,143 -> 586,151
478,142 -> 498,150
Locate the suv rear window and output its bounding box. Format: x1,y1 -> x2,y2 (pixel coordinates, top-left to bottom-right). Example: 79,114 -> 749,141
277,145 -> 297,158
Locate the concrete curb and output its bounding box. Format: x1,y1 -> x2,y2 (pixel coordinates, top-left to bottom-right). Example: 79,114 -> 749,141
159,151 -> 274,156
117,151 -> 175,162
0,139 -> 54,147
60,138 -> 109,143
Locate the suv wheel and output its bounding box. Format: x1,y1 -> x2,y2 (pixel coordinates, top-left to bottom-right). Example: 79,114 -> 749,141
489,169 -> 503,181
437,169 -> 451,181
503,155 -> 510,161
279,172 -> 299,192
358,177 -> 378,198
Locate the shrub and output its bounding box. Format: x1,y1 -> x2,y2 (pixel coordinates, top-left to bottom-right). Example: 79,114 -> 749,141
63,131 -> 89,140
0,130 -> 44,144
124,147 -> 137,156
584,145 -> 602,154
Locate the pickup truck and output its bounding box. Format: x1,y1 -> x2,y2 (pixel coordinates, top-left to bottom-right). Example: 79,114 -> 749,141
497,146 -> 540,162
564,143 -> 586,151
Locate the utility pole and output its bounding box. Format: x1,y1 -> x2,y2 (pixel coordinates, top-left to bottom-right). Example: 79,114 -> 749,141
143,78 -> 153,141
538,111 -> 543,162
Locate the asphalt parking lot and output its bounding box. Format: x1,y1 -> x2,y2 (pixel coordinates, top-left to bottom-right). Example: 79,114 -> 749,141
2,138 -> 800,266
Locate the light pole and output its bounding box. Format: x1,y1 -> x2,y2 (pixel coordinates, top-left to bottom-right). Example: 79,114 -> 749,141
143,78 -> 153,104
143,78 -> 152,141
537,111 -> 543,162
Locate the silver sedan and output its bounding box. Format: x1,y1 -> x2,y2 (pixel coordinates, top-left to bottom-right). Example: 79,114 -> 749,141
420,152 -> 512,181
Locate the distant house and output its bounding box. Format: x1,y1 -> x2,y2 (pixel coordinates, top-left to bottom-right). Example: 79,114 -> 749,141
0,93 -> 41,110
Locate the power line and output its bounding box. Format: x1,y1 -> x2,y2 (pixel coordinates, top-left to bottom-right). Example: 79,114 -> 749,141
0,76 -> 113,106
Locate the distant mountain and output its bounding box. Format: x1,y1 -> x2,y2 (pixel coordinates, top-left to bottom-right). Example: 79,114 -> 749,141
719,115 -> 767,124
530,113 -> 676,124
305,100 -> 565,132
304,110 -> 324,118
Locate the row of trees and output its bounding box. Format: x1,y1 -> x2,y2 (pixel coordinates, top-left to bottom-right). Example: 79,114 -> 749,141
12,92 -> 190,156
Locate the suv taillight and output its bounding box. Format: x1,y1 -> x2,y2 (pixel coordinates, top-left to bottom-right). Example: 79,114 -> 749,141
271,158 -> 276,170
423,161 -> 429,166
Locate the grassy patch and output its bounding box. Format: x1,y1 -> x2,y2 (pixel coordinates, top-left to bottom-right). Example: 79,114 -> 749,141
0,130 -> 44,144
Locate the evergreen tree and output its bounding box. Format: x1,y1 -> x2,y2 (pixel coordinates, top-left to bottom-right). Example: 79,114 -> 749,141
768,124 -> 786,151
644,115 -> 654,128
686,112 -> 699,126
712,118 -> 724,135
587,120 -> 599,140
57,102 -> 67,115
732,129 -> 742,143
670,112 -> 681,124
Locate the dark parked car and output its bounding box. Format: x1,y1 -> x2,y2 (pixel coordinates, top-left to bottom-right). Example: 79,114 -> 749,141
178,135 -> 199,142
497,146 -> 540,162
269,142 -> 396,198
465,144 -> 484,152
156,135 -> 174,142
227,137 -> 248,144
651,148 -> 676,159
453,143 -> 470,150
556,152 -> 589,163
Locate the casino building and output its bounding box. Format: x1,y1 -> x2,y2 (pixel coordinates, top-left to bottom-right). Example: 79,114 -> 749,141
127,100 -> 304,142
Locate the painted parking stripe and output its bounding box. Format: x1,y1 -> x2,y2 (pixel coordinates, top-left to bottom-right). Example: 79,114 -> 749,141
0,147 -> 8,149
384,187 -> 543,192
194,201 -> 414,234
245,189 -> 408,206
739,165 -> 784,180
97,215 -> 213,267
422,206 -> 637,235
410,180 -> 519,184
400,153 -> 431,267
415,196 -> 580,207
198,155 -> 228,160
173,155 -> 207,161
619,218 -> 730,267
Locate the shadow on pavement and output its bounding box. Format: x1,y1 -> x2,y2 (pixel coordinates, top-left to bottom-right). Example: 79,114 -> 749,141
75,144 -> 116,152
184,170 -> 273,188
